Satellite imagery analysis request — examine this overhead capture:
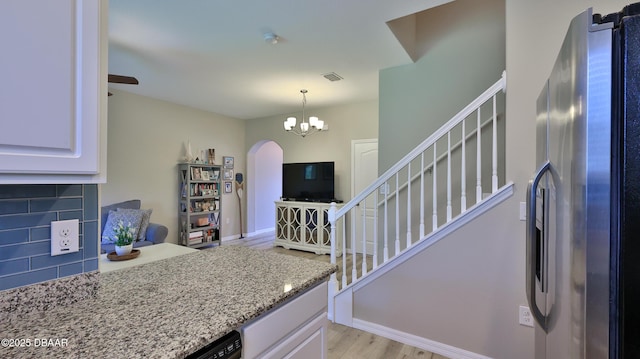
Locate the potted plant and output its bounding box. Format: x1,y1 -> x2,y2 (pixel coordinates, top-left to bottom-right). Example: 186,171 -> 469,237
113,220 -> 135,256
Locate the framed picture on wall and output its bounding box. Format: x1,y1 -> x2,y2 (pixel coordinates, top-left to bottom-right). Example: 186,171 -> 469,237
224,181 -> 232,193
223,169 -> 233,181
223,156 -> 234,169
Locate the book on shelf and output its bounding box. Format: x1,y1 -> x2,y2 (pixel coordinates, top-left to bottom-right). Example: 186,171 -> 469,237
189,230 -> 204,238
188,236 -> 203,244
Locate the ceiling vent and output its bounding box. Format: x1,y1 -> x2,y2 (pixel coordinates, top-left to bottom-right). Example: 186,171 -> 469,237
322,72 -> 343,82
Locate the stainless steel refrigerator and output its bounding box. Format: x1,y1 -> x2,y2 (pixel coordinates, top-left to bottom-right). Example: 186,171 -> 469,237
527,3 -> 640,358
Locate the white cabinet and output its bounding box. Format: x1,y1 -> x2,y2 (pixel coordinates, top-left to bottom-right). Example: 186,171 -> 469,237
242,281 -> 328,359
275,201 -> 343,256
0,0 -> 107,183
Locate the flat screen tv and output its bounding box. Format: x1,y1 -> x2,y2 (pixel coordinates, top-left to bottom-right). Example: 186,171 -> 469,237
282,162 -> 335,202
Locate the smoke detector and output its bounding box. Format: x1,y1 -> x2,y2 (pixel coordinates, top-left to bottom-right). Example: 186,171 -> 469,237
263,32 -> 280,44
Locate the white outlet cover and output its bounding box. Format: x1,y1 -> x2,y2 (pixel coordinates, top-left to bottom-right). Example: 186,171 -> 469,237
519,305 -> 534,327
51,219 -> 79,256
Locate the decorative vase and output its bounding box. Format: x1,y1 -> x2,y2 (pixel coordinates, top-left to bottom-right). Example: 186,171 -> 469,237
115,244 -> 133,256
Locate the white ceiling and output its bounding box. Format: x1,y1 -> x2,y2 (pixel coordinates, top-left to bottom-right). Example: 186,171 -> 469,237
107,0 -> 451,120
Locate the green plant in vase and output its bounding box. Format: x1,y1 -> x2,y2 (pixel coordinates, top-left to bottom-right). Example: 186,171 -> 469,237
113,220 -> 135,255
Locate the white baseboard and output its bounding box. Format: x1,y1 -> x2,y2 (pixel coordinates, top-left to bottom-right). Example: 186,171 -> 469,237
245,227 -> 275,238
352,318 -> 493,359
221,227 -> 275,242
220,236 -> 237,242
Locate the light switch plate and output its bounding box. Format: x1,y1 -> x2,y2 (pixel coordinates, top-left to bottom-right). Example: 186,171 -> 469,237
519,202 -> 526,221
51,219 -> 79,256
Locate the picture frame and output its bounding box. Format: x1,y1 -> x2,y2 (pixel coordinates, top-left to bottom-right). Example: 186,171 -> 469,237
223,169 -> 234,181
212,169 -> 220,180
224,181 -> 232,193
223,156 -> 234,169
201,170 -> 210,181
191,167 -> 202,180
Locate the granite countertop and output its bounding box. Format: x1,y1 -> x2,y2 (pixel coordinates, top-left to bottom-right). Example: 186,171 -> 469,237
2,246 -> 337,359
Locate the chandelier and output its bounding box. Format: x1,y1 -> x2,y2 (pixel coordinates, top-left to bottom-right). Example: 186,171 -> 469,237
283,89 -> 325,137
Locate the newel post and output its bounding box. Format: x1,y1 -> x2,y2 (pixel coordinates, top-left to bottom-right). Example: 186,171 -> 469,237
327,202 -> 338,321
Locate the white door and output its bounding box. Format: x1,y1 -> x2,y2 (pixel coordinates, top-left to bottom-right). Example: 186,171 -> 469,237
352,139 -> 378,254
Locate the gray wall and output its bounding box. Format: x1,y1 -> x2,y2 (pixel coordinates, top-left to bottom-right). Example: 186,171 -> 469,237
379,0 -> 506,173
103,90 -> 246,243
353,1 -> 632,358
244,100 -> 379,204
354,194 -> 526,358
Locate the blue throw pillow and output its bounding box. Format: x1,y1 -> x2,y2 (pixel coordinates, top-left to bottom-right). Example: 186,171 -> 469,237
117,208 -> 153,240
101,210 -> 144,244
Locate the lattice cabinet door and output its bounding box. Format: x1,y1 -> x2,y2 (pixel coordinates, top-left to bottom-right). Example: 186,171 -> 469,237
290,206 -> 302,243
320,207 -> 331,247
305,206 -> 319,246
276,204 -> 289,240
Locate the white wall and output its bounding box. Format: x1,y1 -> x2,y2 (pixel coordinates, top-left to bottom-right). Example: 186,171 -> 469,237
102,89 -> 246,243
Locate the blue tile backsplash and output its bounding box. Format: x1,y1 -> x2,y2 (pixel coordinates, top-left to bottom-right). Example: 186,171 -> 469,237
0,185 -> 99,291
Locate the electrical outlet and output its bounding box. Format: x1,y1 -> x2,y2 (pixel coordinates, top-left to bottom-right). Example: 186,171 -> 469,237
519,305 -> 534,327
51,219 -> 79,256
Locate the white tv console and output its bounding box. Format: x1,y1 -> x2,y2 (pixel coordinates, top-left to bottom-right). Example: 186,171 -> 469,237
274,201 -> 343,256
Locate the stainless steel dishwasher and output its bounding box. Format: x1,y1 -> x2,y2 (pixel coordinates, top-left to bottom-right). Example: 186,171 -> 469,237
185,330 -> 241,359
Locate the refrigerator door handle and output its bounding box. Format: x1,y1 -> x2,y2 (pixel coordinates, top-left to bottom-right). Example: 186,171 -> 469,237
526,160 -> 550,332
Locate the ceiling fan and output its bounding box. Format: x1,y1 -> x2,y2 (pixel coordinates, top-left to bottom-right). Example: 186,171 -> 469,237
108,74 -> 139,96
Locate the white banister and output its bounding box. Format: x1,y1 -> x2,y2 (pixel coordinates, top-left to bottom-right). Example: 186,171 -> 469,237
328,72 -> 506,313
383,181 -> 389,262
406,163 -> 412,249
361,198 -> 367,275
328,202 -> 338,319
332,72 -> 506,220
351,207 -> 357,283
342,214 -> 347,288
476,107 -> 482,203
373,188 -> 379,269
394,173 -> 400,255
461,120 -> 467,212
419,153 -> 425,238
492,94 -> 498,192
446,132 -> 452,221
432,142 -> 438,230
386,115 -> 498,207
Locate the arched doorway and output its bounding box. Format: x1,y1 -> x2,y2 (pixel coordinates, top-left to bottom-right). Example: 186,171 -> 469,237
246,140 -> 283,236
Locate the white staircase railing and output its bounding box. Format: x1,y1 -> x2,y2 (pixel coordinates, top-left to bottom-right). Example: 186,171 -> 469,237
327,72 -> 507,318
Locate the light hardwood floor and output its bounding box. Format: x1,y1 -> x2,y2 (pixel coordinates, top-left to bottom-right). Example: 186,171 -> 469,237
225,233 -> 449,359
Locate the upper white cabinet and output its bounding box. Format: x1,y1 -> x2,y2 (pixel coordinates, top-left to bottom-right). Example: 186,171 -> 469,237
0,0 -> 107,183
